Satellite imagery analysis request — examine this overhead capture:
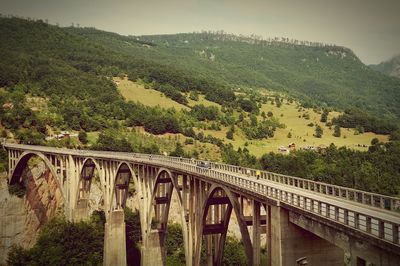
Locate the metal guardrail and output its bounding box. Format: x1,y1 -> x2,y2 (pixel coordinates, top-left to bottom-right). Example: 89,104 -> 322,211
126,152 -> 400,212
4,143 -> 400,247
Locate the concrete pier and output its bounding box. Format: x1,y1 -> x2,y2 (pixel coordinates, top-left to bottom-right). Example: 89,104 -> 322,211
104,210 -> 126,266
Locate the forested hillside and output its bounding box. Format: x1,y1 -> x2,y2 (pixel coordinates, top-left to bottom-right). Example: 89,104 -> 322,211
1,16 -> 400,197
370,55 -> 400,78
68,29 -> 400,123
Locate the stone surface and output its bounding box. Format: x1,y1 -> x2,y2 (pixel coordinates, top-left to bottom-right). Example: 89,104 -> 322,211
0,160 -> 64,264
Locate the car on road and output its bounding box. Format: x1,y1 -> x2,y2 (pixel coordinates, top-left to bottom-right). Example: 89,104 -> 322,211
197,161 -> 211,169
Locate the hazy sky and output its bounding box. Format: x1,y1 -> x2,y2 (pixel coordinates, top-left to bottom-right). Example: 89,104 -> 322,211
1,0 -> 399,64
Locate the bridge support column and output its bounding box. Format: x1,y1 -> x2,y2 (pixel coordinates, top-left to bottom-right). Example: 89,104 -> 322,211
73,199 -> 89,222
104,210 -> 126,266
142,230 -> 165,266
252,201 -> 261,266
269,205 -> 343,266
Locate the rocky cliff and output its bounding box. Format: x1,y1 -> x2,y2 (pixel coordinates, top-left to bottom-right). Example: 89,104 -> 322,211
0,160 -> 64,264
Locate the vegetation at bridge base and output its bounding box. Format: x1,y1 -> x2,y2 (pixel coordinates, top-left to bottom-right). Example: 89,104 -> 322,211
0,148 -> 8,172
124,207 -> 141,266
8,182 -> 26,198
166,223 -> 185,266
222,236 -> 247,266
6,211 -> 105,266
163,222 -> 250,266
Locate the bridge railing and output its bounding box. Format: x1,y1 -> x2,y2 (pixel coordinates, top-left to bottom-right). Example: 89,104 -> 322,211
213,163 -> 400,212
152,158 -> 400,248
125,152 -> 400,212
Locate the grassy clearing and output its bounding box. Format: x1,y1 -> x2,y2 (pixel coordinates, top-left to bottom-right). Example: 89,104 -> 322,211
114,77 -> 189,111
187,94 -> 221,109
258,98 -> 388,152
112,79 -> 389,157
198,91 -> 389,157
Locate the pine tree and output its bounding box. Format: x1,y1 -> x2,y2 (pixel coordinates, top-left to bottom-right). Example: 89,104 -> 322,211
314,125 -> 323,138
333,125 -> 341,137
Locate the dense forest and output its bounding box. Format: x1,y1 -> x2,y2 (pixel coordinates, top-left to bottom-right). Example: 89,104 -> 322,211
369,55 -> 400,78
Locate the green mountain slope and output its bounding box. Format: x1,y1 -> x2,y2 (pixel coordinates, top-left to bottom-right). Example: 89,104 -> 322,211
1,16 -> 400,130
66,30 -> 400,123
370,55 -> 400,78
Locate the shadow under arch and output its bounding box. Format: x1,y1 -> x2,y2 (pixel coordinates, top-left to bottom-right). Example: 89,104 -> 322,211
195,184 -> 253,266
10,151 -> 65,201
75,157 -> 104,218
9,150 -> 66,227
145,168 -> 189,265
109,161 -> 141,213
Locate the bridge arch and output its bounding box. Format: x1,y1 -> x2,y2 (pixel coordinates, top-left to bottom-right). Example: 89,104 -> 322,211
109,161 -> 141,213
146,168 -> 188,230
194,184 -> 253,266
145,168 -> 189,265
74,157 -> 104,220
10,151 -> 65,201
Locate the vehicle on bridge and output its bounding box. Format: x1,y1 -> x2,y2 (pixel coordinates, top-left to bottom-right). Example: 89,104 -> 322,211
197,160 -> 211,169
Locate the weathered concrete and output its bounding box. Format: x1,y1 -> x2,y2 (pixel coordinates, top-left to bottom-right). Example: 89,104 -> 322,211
289,210 -> 400,266
73,199 -> 89,221
104,210 -> 126,266
141,230 -> 164,266
270,205 -> 344,266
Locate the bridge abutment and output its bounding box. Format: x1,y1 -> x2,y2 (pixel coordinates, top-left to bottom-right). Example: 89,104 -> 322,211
104,210 -> 127,266
269,205 -> 344,266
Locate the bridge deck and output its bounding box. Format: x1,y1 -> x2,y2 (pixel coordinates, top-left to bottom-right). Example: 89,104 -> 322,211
4,143 -> 400,250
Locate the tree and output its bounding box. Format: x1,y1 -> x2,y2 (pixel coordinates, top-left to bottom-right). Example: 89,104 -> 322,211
222,236 -> 247,266
261,111 -> 266,120
170,142 -> 185,157
250,114 -> 258,127
166,223 -> 185,265
125,208 -> 141,265
371,138 -> 379,146
267,111 -> 273,117
78,131 -> 88,144
389,130 -> 400,141
314,125 -> 323,138
226,126 -> 234,140
333,125 -> 341,137
189,91 -> 199,101
320,110 -> 329,123
287,132 -> 292,138
7,216 -> 104,266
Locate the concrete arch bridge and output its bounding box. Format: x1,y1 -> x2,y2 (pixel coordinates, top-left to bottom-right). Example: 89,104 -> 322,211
4,143 -> 400,266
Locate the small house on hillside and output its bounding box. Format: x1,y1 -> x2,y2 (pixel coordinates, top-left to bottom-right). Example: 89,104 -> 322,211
2,102 -> 14,109
278,146 -> 289,154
